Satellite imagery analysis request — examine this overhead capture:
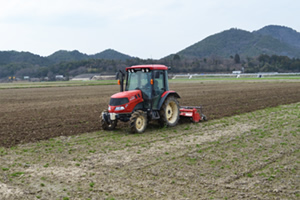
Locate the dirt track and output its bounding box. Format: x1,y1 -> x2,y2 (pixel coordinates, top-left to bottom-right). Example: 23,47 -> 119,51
0,80 -> 300,147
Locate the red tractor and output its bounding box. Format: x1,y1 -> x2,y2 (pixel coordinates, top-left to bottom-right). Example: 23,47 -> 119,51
100,64 -> 206,133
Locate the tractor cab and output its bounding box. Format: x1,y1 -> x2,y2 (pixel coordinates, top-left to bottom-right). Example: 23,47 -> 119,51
125,65 -> 168,110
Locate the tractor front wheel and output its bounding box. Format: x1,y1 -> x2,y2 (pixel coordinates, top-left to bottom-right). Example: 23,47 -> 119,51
130,110 -> 147,133
100,110 -> 117,130
159,96 -> 180,127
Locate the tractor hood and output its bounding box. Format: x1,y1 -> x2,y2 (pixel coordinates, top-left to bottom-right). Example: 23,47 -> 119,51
109,90 -> 143,113
111,90 -> 142,101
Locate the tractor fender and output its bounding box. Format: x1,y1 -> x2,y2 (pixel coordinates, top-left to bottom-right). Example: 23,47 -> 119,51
157,91 -> 180,110
132,102 -> 144,112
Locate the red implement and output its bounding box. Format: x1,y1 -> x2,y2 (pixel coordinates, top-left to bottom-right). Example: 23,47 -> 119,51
179,106 -> 207,122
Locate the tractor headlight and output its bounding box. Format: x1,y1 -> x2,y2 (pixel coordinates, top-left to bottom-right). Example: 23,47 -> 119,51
115,106 -> 125,111
108,106 -> 111,111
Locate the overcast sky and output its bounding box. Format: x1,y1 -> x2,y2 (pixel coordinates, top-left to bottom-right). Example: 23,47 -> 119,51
0,0 -> 299,59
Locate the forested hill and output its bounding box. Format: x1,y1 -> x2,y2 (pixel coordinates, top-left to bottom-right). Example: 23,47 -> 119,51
0,49 -> 133,66
1,25 -> 300,65
48,49 -> 133,64
47,50 -> 89,63
1,25 -> 300,80
176,25 -> 300,59
254,25 -> 300,49
0,51 -> 51,66
91,49 -> 133,60
0,49 -> 135,79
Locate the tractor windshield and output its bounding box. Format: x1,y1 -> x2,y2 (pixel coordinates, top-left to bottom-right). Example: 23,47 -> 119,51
126,70 -> 152,98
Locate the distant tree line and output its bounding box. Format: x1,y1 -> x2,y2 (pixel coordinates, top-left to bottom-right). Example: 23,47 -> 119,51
163,53 -> 300,73
0,54 -> 299,80
244,54 -> 300,72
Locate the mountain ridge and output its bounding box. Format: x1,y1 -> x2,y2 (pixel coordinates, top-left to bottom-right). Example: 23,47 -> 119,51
175,25 -> 300,59
0,49 -> 133,66
254,25 -> 300,49
1,25 -> 300,67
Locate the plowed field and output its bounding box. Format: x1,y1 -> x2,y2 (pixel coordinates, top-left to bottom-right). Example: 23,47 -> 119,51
0,80 -> 300,147
0,79 -> 300,200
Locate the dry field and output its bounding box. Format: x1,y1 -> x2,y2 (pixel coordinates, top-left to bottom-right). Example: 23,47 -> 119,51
0,80 -> 299,147
0,79 -> 300,199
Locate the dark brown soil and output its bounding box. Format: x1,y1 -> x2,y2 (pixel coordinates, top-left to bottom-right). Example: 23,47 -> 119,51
0,81 -> 299,147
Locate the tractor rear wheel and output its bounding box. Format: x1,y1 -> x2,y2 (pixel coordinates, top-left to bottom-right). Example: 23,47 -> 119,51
159,96 -> 180,127
130,110 -> 147,133
100,110 -> 117,130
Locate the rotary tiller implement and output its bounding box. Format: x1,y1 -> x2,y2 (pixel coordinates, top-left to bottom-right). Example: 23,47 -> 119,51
179,106 -> 207,122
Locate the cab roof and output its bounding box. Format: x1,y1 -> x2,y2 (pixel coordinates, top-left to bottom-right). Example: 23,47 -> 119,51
126,64 -> 168,71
